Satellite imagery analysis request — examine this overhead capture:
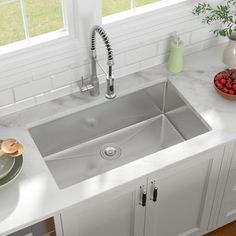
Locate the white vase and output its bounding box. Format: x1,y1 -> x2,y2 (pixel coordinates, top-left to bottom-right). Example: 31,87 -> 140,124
223,33 -> 236,67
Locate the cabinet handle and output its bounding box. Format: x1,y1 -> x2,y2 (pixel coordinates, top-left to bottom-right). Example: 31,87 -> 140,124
150,181 -> 158,203
153,187 -> 158,202
142,191 -> 147,207
140,185 -> 147,207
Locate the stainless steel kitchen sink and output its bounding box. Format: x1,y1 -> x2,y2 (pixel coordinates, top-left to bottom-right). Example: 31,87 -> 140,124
29,81 -> 210,189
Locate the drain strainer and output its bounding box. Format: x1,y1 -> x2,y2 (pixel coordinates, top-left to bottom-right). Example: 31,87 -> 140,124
100,143 -> 122,160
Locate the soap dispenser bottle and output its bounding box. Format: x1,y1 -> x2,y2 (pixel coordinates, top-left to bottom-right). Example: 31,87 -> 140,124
167,33 -> 184,73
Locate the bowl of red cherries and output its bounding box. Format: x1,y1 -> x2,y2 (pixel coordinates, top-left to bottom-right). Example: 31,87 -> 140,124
214,68 -> 236,100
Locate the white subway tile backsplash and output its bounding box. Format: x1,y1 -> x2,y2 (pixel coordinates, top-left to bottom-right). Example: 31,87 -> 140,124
0,97 -> 35,117
71,82 -> 81,94
73,64 -> 90,79
14,78 -> 52,101
0,90 -> 14,107
33,65 -> 68,81
158,40 -> 170,55
191,28 -> 213,44
114,53 -> 126,69
52,70 -> 77,89
126,44 -> 157,65
35,86 -> 72,105
181,33 -> 191,46
114,63 -> 140,79
140,54 -> 167,71
0,75 -> 32,91
69,58 -> 90,70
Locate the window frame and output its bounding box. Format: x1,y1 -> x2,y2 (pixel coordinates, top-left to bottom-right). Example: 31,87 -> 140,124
0,0 -> 88,77
0,0 -> 79,68
0,0 -> 191,81
102,0 -> 188,25
0,0 -> 75,52
0,0 -> 189,56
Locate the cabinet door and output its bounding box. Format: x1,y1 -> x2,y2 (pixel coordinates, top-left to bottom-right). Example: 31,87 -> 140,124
61,179 -> 147,236
144,147 -> 224,236
218,142 -> 236,225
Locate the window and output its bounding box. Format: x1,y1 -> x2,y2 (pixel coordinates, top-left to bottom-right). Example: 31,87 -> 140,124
102,0 -> 160,17
0,0 -> 65,47
0,0 -> 187,71
102,0 -> 187,24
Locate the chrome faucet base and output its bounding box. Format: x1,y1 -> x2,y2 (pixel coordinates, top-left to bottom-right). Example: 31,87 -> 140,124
105,93 -> 116,99
89,79 -> 100,97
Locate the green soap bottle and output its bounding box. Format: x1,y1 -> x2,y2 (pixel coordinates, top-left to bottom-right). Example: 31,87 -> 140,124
167,33 -> 184,73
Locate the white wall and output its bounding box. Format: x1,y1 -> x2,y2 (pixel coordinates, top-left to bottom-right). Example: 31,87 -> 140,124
0,1 -> 225,117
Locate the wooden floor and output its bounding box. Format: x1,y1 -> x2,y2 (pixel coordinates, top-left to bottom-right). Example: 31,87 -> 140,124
205,221 -> 236,236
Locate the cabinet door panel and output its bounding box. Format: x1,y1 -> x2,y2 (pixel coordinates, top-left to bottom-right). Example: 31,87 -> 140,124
227,169 -> 236,192
218,144 -> 236,225
61,182 -> 146,236
232,148 -> 236,167
219,195 -> 236,222
145,148 -> 223,236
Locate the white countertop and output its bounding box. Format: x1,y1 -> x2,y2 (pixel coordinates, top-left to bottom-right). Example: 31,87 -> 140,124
1,44 -> 236,236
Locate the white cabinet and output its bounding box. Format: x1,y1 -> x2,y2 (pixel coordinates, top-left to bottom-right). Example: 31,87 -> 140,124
217,142 -> 236,225
61,178 -> 147,236
144,147 -> 224,236
61,147 -> 224,236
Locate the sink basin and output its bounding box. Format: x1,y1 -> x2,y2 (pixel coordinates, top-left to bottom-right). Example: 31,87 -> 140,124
29,81 -> 210,189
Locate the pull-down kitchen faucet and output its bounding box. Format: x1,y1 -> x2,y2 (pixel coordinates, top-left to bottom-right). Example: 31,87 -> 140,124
80,25 -> 116,99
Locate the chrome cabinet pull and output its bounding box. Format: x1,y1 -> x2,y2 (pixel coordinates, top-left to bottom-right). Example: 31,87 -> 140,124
142,191 -> 147,207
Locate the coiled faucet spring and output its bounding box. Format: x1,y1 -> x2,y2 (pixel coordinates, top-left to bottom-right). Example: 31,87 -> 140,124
80,25 -> 116,99
91,25 -> 114,66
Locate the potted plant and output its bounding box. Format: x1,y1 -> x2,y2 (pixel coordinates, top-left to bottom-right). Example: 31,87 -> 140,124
192,0 -> 236,67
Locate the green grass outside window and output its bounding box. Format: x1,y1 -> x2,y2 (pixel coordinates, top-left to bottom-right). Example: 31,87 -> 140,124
0,0 -> 159,46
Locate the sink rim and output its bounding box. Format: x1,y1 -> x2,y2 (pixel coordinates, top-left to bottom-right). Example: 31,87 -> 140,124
27,79 -> 212,189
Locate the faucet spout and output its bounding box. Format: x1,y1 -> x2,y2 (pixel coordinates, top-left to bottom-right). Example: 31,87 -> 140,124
106,66 -> 116,99
91,25 -> 114,66
90,25 -> 116,99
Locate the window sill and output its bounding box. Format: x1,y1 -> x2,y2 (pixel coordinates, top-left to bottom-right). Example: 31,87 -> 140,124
102,0 -> 189,25
0,29 -> 69,56
0,30 -> 82,78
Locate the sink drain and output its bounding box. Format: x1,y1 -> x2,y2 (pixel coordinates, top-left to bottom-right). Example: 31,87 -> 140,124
100,143 -> 121,160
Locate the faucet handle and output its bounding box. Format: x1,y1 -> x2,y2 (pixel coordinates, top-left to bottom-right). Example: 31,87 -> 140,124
80,76 -> 94,93
80,76 -> 85,88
